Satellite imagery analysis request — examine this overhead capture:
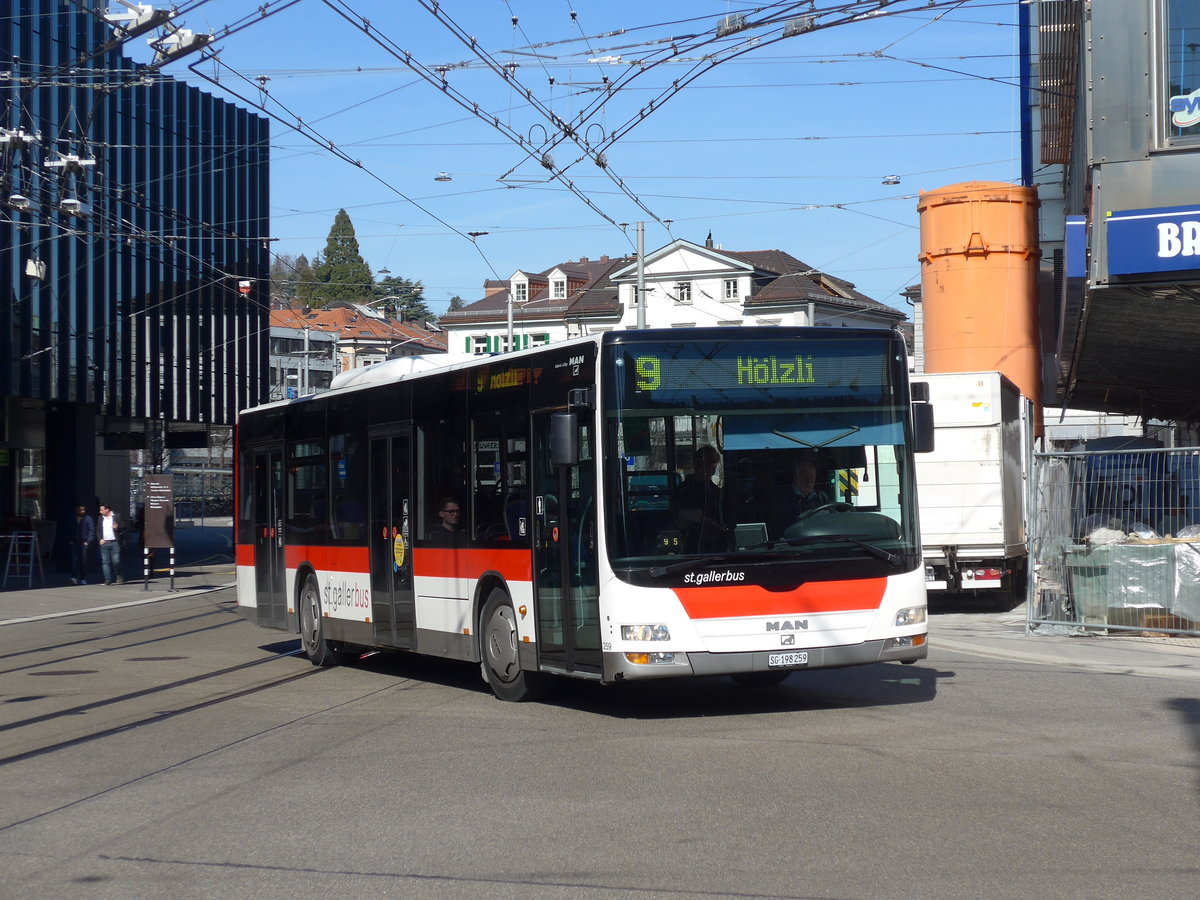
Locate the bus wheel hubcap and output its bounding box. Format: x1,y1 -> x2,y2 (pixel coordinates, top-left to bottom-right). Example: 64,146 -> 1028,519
486,606 -> 518,682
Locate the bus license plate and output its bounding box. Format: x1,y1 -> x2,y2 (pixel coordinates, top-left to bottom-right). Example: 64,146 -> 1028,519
768,651 -> 808,668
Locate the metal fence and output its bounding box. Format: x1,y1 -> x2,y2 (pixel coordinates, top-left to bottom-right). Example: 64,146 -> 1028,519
1028,446 -> 1200,636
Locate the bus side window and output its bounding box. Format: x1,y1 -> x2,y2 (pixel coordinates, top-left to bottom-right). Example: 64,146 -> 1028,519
286,440 -> 327,544
418,418 -> 468,542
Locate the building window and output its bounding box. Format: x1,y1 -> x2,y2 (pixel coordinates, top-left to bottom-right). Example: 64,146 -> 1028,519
723,278 -> 738,301
513,282 -> 528,303
1164,0 -> 1200,145
469,336 -> 489,355
552,279 -> 566,299
674,282 -> 692,305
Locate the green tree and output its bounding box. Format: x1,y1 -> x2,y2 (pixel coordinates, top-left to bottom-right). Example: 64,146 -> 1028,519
269,253 -> 299,303
447,294 -> 464,312
375,274 -> 436,323
293,254 -> 317,306
311,209 -> 374,306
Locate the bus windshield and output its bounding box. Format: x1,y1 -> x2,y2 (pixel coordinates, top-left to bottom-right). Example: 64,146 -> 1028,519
602,335 -> 920,574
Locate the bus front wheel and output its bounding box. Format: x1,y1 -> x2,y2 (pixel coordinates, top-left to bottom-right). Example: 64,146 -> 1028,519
299,574 -> 350,667
480,588 -> 547,702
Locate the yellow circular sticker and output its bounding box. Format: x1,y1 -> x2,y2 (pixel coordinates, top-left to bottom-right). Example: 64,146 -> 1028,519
393,533 -> 406,569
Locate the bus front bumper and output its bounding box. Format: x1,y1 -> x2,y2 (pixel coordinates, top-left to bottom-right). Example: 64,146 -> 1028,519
603,634 -> 928,682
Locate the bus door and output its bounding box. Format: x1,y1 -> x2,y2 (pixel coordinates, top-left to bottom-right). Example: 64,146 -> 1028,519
253,448 -> 287,629
369,429 -> 415,648
531,411 -> 601,674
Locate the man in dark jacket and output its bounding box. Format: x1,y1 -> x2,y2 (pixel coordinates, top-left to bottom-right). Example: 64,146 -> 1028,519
69,503 -> 96,585
771,456 -> 831,537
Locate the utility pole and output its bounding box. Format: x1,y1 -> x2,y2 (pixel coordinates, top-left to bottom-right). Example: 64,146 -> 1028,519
506,290 -> 514,351
302,326 -> 310,395
636,222 -> 646,330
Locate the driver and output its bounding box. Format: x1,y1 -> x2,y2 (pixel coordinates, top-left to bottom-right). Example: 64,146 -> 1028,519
771,455 -> 830,534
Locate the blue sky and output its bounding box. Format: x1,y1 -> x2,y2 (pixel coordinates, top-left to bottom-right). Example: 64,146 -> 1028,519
142,0 -> 1022,315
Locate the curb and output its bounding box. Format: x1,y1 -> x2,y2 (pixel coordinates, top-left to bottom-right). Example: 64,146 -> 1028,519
934,636 -> 1200,680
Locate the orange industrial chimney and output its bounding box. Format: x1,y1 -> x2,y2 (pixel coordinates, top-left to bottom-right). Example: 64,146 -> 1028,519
917,181 -> 1042,435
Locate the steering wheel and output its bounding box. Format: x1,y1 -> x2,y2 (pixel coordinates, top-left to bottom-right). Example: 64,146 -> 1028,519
797,502 -> 854,521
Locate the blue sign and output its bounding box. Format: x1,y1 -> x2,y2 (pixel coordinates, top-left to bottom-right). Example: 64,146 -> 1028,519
1107,205 -> 1200,277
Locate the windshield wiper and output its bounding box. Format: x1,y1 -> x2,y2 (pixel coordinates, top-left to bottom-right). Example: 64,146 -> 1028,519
637,535 -> 903,578
648,556 -> 725,578
749,534 -> 903,568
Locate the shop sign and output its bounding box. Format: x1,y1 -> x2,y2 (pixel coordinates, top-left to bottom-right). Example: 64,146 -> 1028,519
1170,88 -> 1200,129
1106,206 -> 1200,277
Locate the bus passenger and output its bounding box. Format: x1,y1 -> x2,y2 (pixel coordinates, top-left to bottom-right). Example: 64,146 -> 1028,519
426,498 -> 466,546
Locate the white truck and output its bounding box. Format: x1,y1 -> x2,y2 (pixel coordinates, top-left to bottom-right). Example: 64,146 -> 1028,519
913,372 -> 1033,605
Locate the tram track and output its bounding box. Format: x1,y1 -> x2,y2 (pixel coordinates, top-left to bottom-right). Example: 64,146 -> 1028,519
0,614 -> 242,676
0,604 -> 234,666
0,591 -> 336,769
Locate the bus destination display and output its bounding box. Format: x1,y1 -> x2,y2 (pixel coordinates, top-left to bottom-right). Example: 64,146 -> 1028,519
624,342 -> 889,396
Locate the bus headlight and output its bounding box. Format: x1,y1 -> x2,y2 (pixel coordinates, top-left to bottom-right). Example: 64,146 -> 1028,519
894,606 -> 927,626
624,652 -> 676,664
621,623 -> 671,641
884,634 -> 926,650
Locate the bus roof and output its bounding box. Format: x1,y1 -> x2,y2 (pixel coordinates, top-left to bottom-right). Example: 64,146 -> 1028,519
238,326 -> 905,418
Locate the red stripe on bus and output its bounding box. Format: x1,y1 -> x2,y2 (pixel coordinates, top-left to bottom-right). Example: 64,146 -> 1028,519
672,578 -> 888,619
283,545 -> 371,573
413,547 -> 531,582
236,544 -> 254,567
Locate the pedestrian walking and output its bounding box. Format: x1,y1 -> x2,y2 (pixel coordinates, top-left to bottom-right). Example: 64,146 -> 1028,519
96,502 -> 126,585
68,503 -> 96,585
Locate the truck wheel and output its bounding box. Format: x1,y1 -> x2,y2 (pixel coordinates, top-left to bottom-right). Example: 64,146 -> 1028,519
299,574 -> 350,667
479,588 -> 547,702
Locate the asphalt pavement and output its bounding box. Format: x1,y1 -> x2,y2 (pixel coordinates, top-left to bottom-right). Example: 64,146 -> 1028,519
4,526 -> 1199,679
0,518 -> 236,625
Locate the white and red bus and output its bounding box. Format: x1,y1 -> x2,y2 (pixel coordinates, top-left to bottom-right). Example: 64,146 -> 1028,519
235,327 -> 932,700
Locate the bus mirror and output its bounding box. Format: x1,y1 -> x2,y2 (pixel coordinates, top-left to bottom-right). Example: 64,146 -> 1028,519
550,412 -> 579,466
568,387 -> 594,410
912,402 -> 935,453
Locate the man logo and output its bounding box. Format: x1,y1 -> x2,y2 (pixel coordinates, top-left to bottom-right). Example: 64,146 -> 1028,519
765,620 -> 809,632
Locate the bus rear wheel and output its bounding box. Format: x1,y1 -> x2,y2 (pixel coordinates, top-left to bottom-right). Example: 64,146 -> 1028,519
299,574 -> 350,667
480,588 -> 547,702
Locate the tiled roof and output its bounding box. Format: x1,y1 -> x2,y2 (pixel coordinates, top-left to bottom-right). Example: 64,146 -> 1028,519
441,256 -> 631,325
719,249 -> 901,315
269,306 -> 446,351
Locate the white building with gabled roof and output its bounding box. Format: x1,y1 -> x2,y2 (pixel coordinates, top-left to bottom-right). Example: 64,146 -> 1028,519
437,235 -> 905,354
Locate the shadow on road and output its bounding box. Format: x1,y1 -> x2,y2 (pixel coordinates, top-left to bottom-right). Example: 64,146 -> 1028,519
321,646 -> 951,719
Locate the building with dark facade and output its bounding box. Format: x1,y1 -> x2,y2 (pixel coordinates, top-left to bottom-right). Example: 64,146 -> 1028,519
1,4 -> 269,552
1030,1 -> 1200,434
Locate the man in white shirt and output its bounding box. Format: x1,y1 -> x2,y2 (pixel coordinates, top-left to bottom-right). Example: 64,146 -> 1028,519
97,503 -> 125,585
